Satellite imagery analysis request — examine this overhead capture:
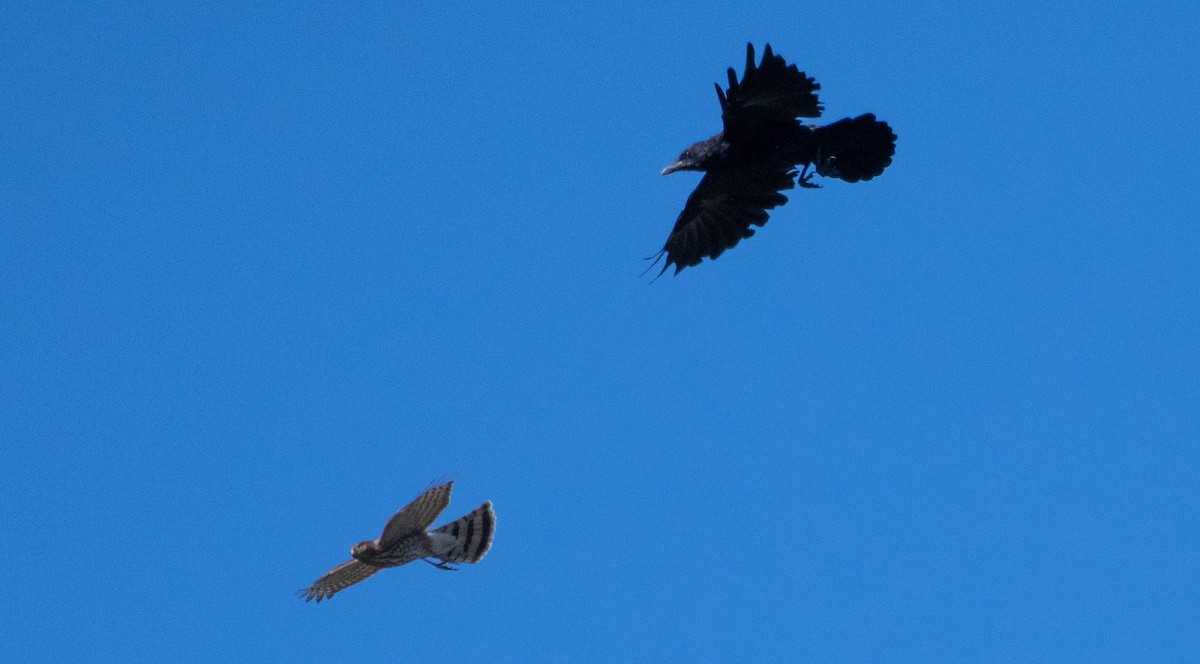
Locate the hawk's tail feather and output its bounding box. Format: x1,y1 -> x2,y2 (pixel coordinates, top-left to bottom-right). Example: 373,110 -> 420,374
430,501 -> 495,564
812,113 -> 896,183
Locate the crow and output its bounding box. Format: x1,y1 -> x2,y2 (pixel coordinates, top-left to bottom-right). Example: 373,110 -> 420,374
650,43 -> 896,275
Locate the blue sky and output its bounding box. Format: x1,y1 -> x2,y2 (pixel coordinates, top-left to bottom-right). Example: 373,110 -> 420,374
3,2 -> 1199,661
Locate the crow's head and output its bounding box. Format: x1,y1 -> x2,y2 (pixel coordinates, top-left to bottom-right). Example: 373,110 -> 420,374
662,135 -> 728,175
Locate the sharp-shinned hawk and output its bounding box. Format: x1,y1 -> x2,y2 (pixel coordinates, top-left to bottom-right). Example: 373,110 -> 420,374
301,480 -> 495,602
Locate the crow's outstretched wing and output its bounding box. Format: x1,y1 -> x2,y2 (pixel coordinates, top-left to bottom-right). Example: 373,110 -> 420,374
653,166 -> 796,275
717,43 -> 822,140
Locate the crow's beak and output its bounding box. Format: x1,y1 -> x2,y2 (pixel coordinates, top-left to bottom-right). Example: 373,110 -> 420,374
661,161 -> 685,176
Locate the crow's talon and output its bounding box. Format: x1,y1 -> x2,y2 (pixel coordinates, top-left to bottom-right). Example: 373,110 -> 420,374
797,163 -> 821,189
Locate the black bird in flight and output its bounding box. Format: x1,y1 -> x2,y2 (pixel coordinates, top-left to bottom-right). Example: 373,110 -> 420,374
651,43 -> 896,275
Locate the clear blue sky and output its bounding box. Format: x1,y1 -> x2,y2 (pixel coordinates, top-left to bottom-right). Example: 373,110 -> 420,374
3,2 -> 1198,661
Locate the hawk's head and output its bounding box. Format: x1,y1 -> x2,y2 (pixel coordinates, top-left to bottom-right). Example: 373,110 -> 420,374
350,540 -> 377,560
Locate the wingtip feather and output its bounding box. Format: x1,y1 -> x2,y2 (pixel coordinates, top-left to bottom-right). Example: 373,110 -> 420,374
714,82 -> 726,107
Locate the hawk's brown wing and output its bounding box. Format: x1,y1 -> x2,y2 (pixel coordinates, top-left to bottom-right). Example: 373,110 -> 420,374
379,481 -> 453,544
301,559 -> 380,602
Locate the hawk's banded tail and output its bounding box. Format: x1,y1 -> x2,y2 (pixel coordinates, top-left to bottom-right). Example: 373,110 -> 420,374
430,501 -> 495,564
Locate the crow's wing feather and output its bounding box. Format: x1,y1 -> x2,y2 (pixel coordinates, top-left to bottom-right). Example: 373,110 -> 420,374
719,43 -> 822,138
656,167 -> 796,275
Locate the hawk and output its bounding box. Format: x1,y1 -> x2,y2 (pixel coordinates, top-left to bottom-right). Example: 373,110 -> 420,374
652,43 -> 897,275
301,480 -> 495,602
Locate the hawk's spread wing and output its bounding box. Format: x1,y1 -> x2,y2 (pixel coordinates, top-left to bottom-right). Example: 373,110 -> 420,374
718,43 -> 822,140
654,166 -> 796,275
302,559 -> 380,603
379,481 -> 453,544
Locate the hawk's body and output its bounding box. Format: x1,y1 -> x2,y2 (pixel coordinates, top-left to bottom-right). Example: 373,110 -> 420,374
302,481 -> 494,602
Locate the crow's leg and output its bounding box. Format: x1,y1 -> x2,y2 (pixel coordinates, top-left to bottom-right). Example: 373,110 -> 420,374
798,161 -> 821,189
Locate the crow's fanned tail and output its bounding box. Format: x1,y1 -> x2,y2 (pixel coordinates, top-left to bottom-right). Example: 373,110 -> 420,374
812,113 -> 897,183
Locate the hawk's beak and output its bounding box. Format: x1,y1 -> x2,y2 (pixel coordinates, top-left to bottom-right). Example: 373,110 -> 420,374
661,161 -> 685,176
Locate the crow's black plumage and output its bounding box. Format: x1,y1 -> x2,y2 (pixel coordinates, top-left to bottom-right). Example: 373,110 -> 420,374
651,43 -> 896,275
